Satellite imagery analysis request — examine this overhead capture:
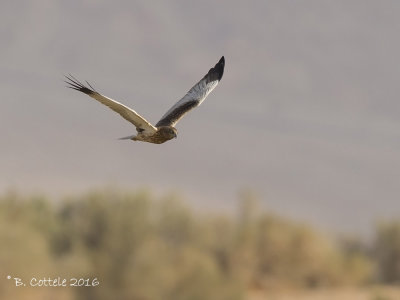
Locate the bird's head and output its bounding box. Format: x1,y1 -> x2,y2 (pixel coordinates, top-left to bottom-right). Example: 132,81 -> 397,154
159,126 -> 178,140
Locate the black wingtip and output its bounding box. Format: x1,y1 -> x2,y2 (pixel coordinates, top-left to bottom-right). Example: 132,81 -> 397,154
64,74 -> 97,95
209,56 -> 225,81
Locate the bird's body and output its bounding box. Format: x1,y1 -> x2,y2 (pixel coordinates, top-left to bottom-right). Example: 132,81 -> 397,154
65,56 -> 225,144
129,126 -> 178,144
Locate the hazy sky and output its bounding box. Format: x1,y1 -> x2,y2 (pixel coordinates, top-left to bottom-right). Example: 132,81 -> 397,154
1,0 -> 400,234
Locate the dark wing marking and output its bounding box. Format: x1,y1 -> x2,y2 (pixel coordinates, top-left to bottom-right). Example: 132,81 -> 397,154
155,56 -> 225,127
65,75 -> 157,134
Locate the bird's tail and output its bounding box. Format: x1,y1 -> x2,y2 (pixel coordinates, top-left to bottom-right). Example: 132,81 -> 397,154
119,134 -> 136,140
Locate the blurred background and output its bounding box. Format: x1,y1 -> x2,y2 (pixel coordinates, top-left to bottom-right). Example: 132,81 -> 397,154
1,0 -> 400,299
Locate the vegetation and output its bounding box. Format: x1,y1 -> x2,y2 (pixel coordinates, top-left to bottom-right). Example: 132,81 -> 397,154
0,189 -> 399,300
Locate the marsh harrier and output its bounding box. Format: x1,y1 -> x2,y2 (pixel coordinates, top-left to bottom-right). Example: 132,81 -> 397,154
65,56 -> 225,144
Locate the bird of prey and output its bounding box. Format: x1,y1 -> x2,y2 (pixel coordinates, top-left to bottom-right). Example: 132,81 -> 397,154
65,56 -> 225,144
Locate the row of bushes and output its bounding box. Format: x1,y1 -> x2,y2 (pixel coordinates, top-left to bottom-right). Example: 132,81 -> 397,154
0,189 -> 399,300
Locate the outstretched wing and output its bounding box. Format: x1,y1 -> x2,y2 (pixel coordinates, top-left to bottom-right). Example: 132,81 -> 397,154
65,75 -> 157,134
155,56 -> 225,127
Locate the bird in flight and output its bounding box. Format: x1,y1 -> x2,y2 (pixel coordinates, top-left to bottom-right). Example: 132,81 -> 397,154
65,56 -> 225,144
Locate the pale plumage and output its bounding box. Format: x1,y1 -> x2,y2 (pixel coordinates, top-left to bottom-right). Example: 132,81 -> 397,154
65,56 -> 225,144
